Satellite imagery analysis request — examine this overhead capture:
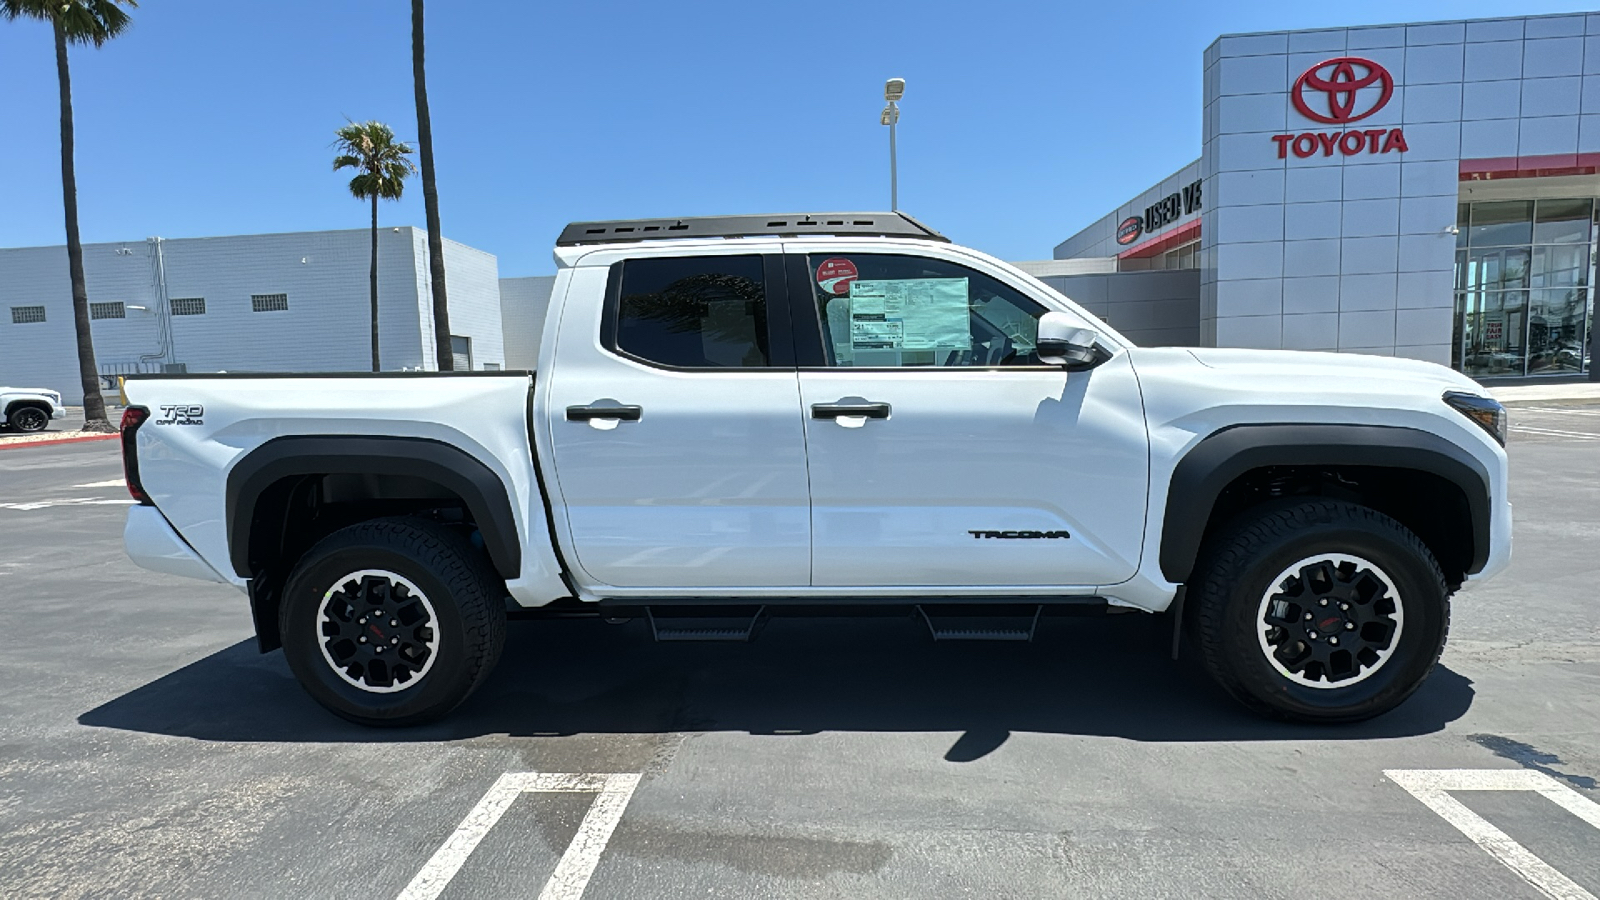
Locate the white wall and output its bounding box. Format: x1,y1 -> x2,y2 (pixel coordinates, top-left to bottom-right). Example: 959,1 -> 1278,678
0,228 -> 506,401
414,232 -> 505,370
499,275 -> 556,369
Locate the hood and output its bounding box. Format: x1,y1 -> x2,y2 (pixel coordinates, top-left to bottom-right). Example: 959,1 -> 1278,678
1181,348 -> 1482,394
1125,346 -> 1495,437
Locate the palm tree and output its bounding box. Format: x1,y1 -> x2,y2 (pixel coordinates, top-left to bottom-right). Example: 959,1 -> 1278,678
1,0 -> 136,433
412,0 -> 453,370
333,121 -> 416,372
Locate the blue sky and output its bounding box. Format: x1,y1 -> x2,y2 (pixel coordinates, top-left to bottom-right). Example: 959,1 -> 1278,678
0,0 -> 1592,276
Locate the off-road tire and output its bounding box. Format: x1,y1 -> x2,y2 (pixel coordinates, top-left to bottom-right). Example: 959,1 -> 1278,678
280,517 -> 506,726
1193,500 -> 1449,723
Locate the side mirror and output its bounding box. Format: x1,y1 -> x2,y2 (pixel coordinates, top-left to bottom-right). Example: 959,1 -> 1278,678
1036,312 -> 1107,369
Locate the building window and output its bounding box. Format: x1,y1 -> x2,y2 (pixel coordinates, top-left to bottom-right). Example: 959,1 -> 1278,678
170,297 -> 206,316
10,306 -> 46,324
483,362 -> 501,371
1118,239 -> 1199,272
90,301 -> 126,320
450,335 -> 473,371
1454,199 -> 1594,378
251,293 -> 289,313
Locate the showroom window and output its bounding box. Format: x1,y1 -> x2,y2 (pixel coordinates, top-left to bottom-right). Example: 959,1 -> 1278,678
1454,199 -> 1594,378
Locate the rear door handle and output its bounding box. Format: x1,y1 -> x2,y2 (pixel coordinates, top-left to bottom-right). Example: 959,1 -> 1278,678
566,404 -> 642,422
811,402 -> 891,420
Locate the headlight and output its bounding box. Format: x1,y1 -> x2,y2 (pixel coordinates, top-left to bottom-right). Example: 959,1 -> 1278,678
1443,391 -> 1506,446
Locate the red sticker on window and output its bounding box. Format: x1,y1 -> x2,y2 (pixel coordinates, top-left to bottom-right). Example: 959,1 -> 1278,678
816,257 -> 859,296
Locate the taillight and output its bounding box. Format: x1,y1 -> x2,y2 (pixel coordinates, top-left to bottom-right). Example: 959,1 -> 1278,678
120,406 -> 153,506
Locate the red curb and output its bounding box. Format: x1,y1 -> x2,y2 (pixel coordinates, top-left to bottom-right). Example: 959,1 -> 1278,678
0,432 -> 119,451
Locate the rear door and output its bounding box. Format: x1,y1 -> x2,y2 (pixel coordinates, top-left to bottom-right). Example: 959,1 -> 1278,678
787,246 -> 1149,588
542,249 -> 811,590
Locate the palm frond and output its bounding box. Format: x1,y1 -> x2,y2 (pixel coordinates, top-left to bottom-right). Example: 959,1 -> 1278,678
2,0 -> 138,45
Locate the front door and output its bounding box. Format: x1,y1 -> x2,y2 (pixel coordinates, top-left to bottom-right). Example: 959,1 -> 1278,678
543,251 -> 811,589
788,249 -> 1149,588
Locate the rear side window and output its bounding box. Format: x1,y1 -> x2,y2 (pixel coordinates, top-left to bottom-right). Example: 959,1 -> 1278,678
613,255 -> 770,368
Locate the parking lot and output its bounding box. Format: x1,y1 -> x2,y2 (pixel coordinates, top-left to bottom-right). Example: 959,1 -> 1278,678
1,404 -> 1597,899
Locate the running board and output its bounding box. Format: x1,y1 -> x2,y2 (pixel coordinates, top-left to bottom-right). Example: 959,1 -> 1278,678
646,605 -> 766,642
917,604 -> 1043,642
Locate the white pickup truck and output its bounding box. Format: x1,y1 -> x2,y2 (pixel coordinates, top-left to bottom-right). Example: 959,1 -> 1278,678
1,386 -> 64,433
121,212 -> 1511,727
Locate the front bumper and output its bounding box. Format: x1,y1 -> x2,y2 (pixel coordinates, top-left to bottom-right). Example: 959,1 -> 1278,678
1468,499 -> 1513,584
124,505 -> 230,584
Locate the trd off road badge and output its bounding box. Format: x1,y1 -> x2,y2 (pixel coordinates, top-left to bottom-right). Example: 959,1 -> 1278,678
969,530 -> 1071,540
154,404 -> 204,425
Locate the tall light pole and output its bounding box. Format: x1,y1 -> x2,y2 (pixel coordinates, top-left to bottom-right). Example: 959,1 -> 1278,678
881,77 -> 905,211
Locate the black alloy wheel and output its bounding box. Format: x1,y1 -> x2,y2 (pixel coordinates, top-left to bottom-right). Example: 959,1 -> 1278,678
317,570 -> 439,693
1193,500 -> 1449,723
1256,553 -> 1404,688
10,406 -> 49,433
280,517 -> 506,726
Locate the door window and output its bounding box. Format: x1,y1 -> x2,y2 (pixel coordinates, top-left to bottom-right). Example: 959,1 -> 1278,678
610,255 -> 771,368
802,254 -> 1046,367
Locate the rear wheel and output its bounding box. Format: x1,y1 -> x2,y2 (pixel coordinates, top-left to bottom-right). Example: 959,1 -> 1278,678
9,405 -> 49,433
1193,500 -> 1449,723
280,517 -> 506,726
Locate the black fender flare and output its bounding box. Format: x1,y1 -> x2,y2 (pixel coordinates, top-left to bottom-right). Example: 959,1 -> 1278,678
1159,423 -> 1492,584
225,435 -> 523,581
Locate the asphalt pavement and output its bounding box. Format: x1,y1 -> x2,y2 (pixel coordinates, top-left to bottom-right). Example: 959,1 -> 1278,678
0,405 -> 1596,899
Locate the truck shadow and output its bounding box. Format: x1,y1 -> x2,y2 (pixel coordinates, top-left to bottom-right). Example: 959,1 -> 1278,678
78,613 -> 1473,749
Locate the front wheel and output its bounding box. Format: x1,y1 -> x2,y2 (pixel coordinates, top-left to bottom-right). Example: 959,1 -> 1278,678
279,517 -> 506,726
9,406 -> 49,433
1193,500 -> 1449,723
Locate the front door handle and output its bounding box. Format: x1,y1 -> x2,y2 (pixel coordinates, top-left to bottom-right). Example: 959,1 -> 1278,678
567,404 -> 643,422
811,401 -> 891,420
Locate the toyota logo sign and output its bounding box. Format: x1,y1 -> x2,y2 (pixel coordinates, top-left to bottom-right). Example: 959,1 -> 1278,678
1291,56 -> 1394,124
1271,55 -> 1408,160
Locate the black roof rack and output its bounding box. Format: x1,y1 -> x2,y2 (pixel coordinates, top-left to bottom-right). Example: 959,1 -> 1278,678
556,212 -> 948,246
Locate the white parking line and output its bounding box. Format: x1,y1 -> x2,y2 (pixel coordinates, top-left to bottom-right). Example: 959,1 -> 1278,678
397,771 -> 642,900
1387,769 -> 1600,900
1510,426 -> 1600,441
1517,407 -> 1600,417
73,479 -> 127,488
0,498 -> 134,511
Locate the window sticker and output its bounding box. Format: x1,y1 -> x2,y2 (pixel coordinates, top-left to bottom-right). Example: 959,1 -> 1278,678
816,258 -> 859,296
847,278 -> 972,352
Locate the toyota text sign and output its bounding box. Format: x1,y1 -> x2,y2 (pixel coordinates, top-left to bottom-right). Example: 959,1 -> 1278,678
1271,57 -> 1407,160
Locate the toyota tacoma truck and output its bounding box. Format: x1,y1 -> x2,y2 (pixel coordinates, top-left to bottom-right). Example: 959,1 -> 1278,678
120,212 -> 1511,727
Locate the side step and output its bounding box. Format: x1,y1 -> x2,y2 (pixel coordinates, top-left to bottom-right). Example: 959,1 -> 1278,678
917,604 -> 1043,642
646,605 -> 766,642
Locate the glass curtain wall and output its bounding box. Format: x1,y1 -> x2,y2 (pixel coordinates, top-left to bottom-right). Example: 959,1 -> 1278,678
1455,199 -> 1595,377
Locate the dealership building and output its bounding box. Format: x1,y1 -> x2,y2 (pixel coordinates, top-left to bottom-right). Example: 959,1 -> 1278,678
1056,10 -> 1600,380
